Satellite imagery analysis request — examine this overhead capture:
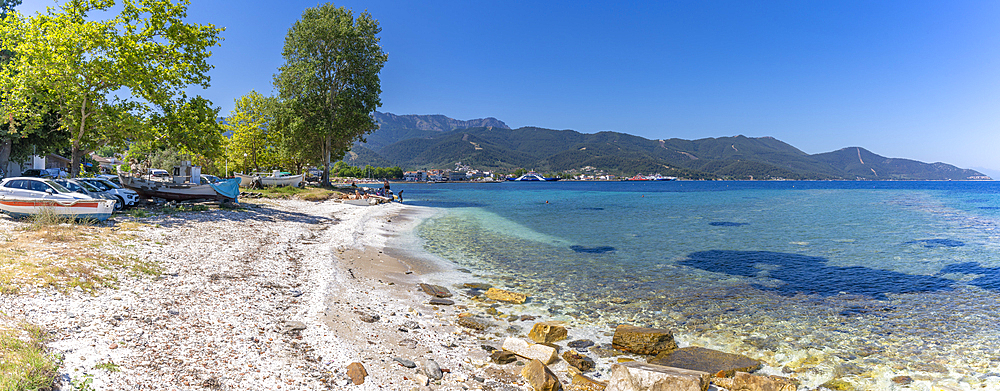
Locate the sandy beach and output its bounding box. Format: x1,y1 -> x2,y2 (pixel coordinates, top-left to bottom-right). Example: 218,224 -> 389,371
1,199 -> 542,390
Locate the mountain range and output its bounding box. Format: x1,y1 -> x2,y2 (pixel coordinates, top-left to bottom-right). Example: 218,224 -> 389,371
341,112 -> 990,181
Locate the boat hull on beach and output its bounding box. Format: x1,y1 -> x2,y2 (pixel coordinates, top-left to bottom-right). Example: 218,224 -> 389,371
236,173 -> 303,188
119,175 -> 239,201
0,196 -> 115,221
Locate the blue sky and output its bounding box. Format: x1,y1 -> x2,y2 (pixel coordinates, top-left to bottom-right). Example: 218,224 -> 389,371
17,0 -> 1000,177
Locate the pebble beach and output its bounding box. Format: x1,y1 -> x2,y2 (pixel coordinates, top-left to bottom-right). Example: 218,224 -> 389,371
1,199 -> 526,390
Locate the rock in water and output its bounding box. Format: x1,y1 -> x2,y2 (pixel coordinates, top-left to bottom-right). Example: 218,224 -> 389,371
457,316 -> 493,331
419,283 -> 452,298
491,350 -> 517,364
423,358 -> 444,380
502,337 -> 558,365
568,339 -> 596,350
521,359 -> 563,391
486,287 -> 528,304
648,347 -> 761,377
528,321 -> 568,343
606,361 -> 709,391
464,282 -> 493,290
611,324 -> 678,356
346,362 -> 367,385
713,372 -> 798,391
562,350 -> 596,372
572,372 -> 609,391
428,297 -> 455,306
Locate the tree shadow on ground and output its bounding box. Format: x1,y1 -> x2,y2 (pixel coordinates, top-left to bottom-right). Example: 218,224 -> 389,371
109,202 -> 335,228
680,250 -> 956,300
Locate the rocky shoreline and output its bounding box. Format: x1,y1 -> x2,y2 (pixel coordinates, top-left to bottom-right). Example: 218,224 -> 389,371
2,198 -> 825,390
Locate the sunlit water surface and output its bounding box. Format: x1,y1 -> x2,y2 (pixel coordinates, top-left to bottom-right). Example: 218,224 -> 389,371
392,181 -> 1000,389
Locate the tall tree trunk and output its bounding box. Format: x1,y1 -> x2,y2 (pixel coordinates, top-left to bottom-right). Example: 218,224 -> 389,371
0,138 -> 10,177
321,135 -> 331,187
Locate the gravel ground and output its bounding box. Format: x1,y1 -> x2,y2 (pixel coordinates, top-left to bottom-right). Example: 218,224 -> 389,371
1,199 -> 531,391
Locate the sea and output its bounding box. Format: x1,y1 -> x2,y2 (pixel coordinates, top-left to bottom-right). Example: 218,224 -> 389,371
388,180 -> 1000,390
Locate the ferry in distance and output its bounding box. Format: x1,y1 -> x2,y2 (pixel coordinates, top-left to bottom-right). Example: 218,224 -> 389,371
507,172 -> 562,181
627,174 -> 677,181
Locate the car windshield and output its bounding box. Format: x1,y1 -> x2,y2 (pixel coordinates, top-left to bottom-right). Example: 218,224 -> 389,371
76,180 -> 101,192
96,179 -> 121,189
83,179 -> 111,190
43,180 -> 72,193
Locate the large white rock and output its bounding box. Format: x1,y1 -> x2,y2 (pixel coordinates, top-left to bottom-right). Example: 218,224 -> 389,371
606,361 -> 710,391
502,337 -> 558,365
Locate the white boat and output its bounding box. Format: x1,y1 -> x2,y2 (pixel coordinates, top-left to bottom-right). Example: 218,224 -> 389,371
506,172 -> 562,181
236,171 -> 303,188
0,177 -> 115,220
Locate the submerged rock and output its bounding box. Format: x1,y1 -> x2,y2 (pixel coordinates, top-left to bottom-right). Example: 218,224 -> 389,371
419,283 -> 453,298
521,359 -> 563,391
570,245 -> 616,254
648,346 -> 762,377
606,361 -> 710,391
563,350 -> 596,372
464,282 -> 493,290
571,372 -> 608,391
612,324 -> 678,356
712,372 -> 797,391
529,321 -> 568,344
568,339 -> 596,350
492,350 -> 518,364
457,316 -> 493,331
486,288 -> 528,304
428,298 -> 455,306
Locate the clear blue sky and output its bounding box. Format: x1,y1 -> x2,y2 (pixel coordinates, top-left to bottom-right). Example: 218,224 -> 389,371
18,0 -> 1000,177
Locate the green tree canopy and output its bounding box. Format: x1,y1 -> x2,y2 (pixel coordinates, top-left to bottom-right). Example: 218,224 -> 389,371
0,0 -> 223,177
274,3 -> 387,186
223,90 -> 281,175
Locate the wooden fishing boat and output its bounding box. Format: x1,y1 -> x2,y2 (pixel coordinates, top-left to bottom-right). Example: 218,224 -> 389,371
119,174 -> 240,201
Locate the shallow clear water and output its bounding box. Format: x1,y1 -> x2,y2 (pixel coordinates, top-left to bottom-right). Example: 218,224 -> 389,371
395,181 -> 1000,389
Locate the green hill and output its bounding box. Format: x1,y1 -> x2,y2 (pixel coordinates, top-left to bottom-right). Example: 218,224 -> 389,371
342,113 -> 989,180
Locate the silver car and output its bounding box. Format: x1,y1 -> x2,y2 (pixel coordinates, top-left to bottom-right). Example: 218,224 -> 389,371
77,178 -> 139,207
55,179 -> 123,211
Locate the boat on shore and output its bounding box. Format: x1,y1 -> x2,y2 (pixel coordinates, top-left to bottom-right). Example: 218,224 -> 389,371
119,174 -> 240,201
236,171 -> 303,188
506,172 -> 562,181
0,177 -> 116,220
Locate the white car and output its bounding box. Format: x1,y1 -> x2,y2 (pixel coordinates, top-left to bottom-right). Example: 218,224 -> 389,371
77,177 -> 139,207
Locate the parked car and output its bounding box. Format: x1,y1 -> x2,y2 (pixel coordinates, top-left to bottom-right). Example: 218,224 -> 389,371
76,177 -> 139,207
0,177 -> 83,198
149,169 -> 171,180
54,179 -> 123,211
96,174 -> 122,186
44,168 -> 70,178
20,169 -> 54,179
200,174 -> 222,184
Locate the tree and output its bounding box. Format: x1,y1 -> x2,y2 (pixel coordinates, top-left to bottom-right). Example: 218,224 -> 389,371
0,0 -> 223,177
274,3 -> 387,187
223,91 -> 281,175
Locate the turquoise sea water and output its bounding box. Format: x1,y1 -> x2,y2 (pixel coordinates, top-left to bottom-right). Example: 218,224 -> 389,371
394,181 -> 1000,389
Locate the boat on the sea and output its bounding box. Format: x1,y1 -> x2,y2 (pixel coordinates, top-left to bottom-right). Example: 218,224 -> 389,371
236,171 -> 303,188
0,177 -> 116,220
506,172 -> 562,181
627,174 -> 677,181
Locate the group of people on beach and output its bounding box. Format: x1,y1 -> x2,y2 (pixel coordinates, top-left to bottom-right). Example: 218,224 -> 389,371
347,180 -> 402,202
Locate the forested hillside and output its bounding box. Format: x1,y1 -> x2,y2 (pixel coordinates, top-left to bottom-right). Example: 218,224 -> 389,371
341,113 -> 989,180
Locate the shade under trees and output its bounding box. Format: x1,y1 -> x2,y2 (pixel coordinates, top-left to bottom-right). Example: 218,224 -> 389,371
274,3 -> 387,186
